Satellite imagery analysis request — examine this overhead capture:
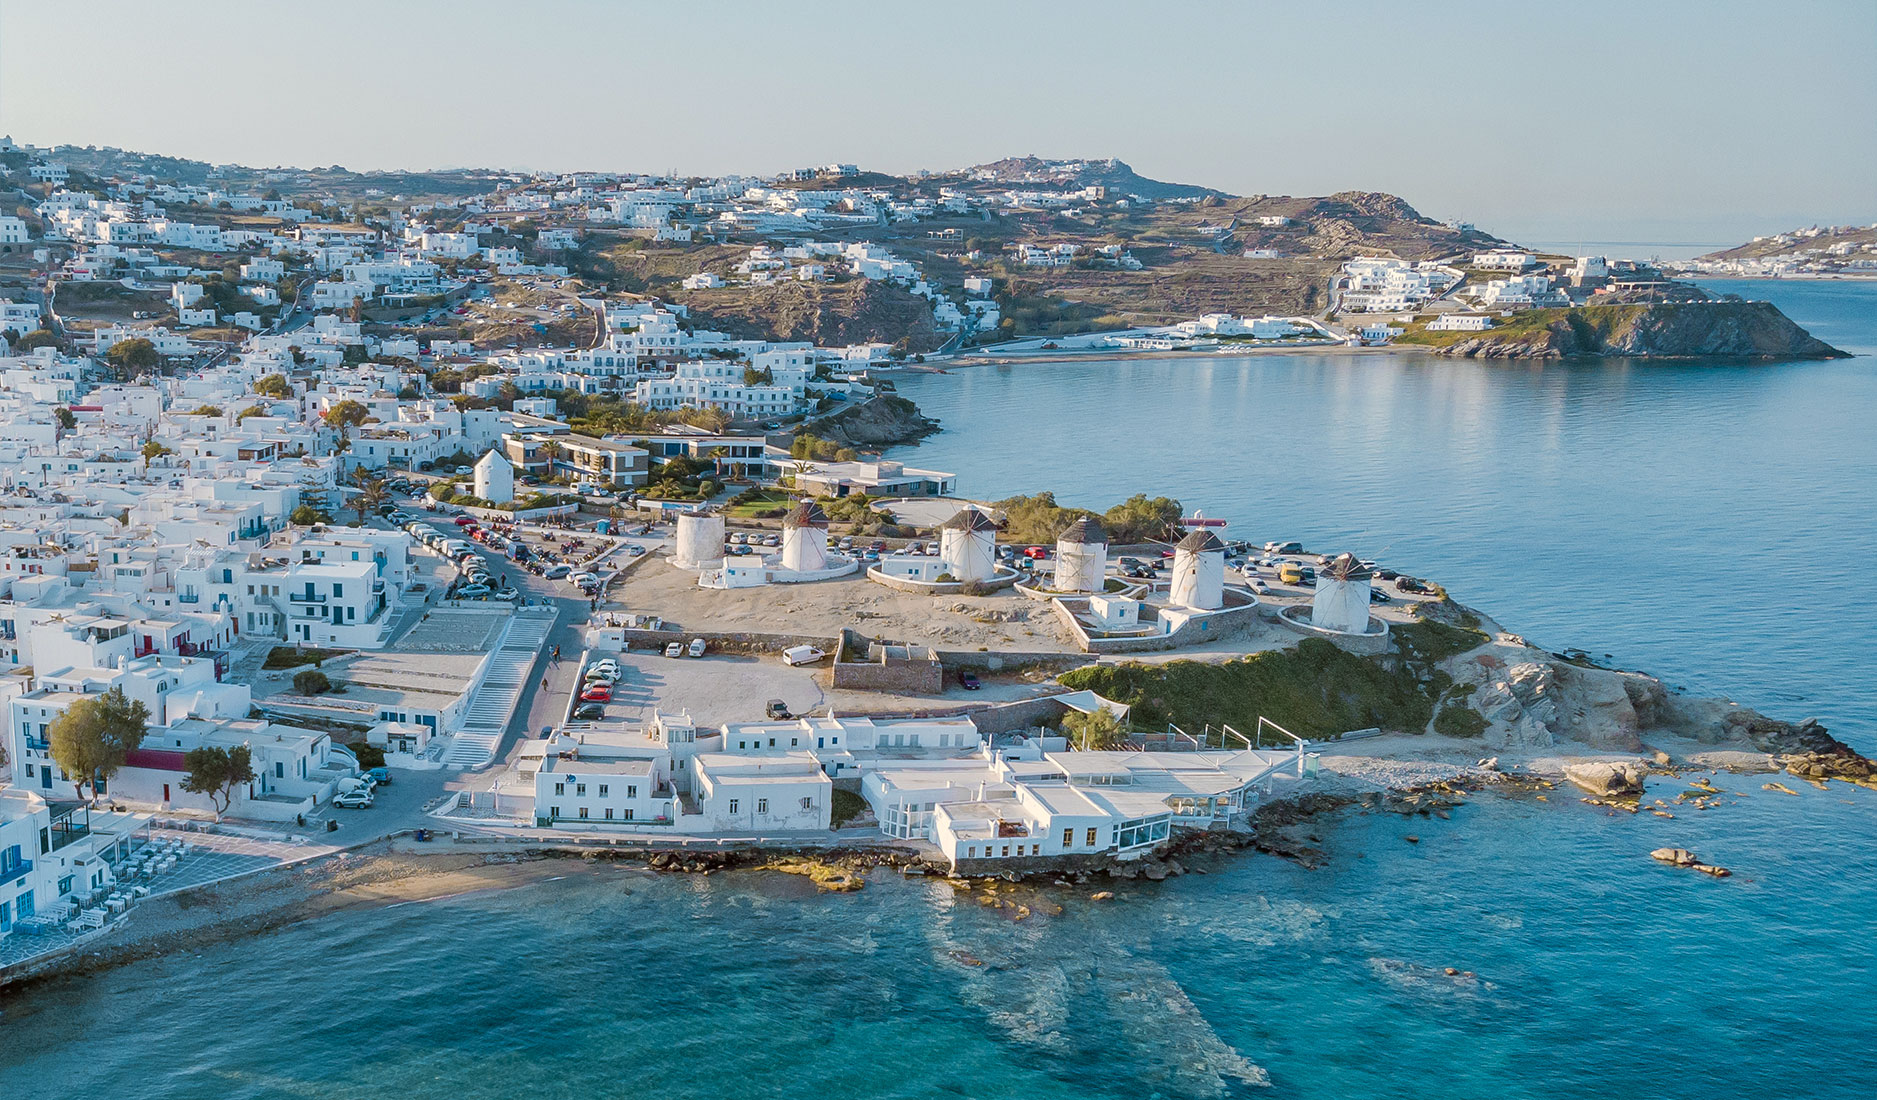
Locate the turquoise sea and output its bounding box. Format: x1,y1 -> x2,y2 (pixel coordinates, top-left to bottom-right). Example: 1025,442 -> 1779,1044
1,280 -> 1873,1099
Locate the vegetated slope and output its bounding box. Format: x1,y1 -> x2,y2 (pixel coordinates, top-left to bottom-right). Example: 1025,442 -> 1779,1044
1398,301 -> 1848,360
1059,621 -> 1489,740
680,280 -> 946,352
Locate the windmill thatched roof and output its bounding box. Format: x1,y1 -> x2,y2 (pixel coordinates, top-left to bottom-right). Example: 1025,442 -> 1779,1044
940,507 -> 1000,533
783,500 -> 829,529
1323,552 -> 1373,580
1057,516 -> 1107,545
1175,529 -> 1225,553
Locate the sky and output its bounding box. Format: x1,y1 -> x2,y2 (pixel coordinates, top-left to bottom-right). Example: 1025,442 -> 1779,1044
2,0 -> 1872,245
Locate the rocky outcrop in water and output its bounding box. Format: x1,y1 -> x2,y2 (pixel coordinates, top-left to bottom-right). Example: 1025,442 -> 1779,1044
1437,301 -> 1847,360
805,393 -> 939,447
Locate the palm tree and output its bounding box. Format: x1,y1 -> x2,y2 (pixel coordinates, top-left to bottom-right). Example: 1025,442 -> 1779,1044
352,474 -> 389,525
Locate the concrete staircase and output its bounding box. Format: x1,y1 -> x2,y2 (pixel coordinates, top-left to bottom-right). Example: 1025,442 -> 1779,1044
441,607 -> 556,769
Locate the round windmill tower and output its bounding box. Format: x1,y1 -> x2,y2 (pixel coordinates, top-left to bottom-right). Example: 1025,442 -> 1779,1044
1053,516 -> 1108,593
1169,529 -> 1226,610
780,499 -> 830,572
1313,553 -> 1374,633
938,506 -> 999,582
672,511 -> 725,570
472,449 -> 513,504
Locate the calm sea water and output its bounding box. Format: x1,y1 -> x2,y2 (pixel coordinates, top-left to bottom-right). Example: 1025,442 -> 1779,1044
2,281 -> 1873,1099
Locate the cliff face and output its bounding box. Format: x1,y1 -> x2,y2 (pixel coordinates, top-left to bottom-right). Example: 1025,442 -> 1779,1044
807,394 -> 939,447
1436,301 -> 1848,360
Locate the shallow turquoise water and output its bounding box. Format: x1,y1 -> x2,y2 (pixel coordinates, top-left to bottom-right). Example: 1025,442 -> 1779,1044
1,281 -> 1872,1098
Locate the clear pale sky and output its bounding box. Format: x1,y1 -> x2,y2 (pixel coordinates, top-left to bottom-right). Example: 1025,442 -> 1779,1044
3,0 -> 1872,244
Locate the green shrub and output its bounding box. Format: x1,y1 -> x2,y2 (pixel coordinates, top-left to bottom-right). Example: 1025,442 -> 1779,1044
292,669 -> 333,696
1434,704 -> 1489,738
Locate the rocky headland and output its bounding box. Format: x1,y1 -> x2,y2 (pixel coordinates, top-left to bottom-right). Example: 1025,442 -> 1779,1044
1428,300 -> 1848,360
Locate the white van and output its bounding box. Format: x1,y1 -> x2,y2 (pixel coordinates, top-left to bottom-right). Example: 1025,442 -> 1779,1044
782,644 -> 826,666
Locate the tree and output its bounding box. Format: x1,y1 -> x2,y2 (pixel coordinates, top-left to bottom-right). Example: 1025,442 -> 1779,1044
322,399 -> 368,430
293,669 -> 332,696
141,440 -> 172,469
47,688 -> 150,804
104,337 -> 161,381
1102,494 -> 1185,544
351,474 -> 389,525
254,373 -> 293,398
53,406 -> 76,431
1062,705 -> 1128,751
181,744 -> 255,821
289,503 -> 331,525
15,328 -> 60,353
188,404 -> 223,417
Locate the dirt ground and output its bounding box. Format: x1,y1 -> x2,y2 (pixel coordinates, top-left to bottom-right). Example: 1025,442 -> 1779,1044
612,556 -> 1081,652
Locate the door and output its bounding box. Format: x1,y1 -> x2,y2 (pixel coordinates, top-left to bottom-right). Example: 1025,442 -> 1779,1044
163,783 -> 171,802
40,767 -> 51,790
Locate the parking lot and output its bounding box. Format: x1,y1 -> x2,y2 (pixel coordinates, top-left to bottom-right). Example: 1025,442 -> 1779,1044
584,649 -> 829,728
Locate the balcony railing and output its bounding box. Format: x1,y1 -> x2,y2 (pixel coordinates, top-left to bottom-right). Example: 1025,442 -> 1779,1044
288,592 -> 327,603
176,593 -> 200,604
1,857 -> 33,884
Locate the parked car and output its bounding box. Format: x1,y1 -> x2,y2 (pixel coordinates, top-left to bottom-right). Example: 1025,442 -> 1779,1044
492,587 -> 520,601
454,516 -> 478,527
766,698 -> 792,720
1370,588 -> 1393,604
959,672 -> 982,690
589,659 -> 620,674
583,668 -> 619,684
688,637 -> 707,658
455,465 -> 473,475
838,537 -> 854,551
1265,541 -> 1304,555
365,767 -> 391,785
332,789 -> 374,810
543,564 -> 572,579
456,583 -> 492,598
580,684 -> 613,702
664,641 -> 684,658
574,703 -> 606,720
1023,546 -> 1048,559
782,644 -> 825,666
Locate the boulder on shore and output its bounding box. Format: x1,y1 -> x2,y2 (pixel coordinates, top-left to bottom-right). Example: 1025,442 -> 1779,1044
1564,761 -> 1646,798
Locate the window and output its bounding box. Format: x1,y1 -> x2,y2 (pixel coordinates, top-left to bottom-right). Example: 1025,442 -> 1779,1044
756,798 -> 769,815
597,784 -> 608,796
624,808 -> 634,821
1001,845 -> 1009,857
728,799 -> 739,815
626,785 -> 637,798
550,806 -> 560,819
1062,828 -> 1074,848
604,808 -> 614,820
578,807 -> 588,819
967,846 -> 976,858
554,783 -> 565,796
576,784 -> 586,796
1086,828 -> 1098,847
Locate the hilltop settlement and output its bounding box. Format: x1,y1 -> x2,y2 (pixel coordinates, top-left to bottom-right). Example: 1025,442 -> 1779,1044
0,138 -> 1866,980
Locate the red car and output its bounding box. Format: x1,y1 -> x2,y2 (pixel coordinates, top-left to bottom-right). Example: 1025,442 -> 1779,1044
1023,546 -> 1048,559
453,516 -> 477,527
580,684 -> 613,702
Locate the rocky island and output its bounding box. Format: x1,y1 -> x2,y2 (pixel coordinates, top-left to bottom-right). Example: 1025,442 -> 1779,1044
1399,300 -> 1848,361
